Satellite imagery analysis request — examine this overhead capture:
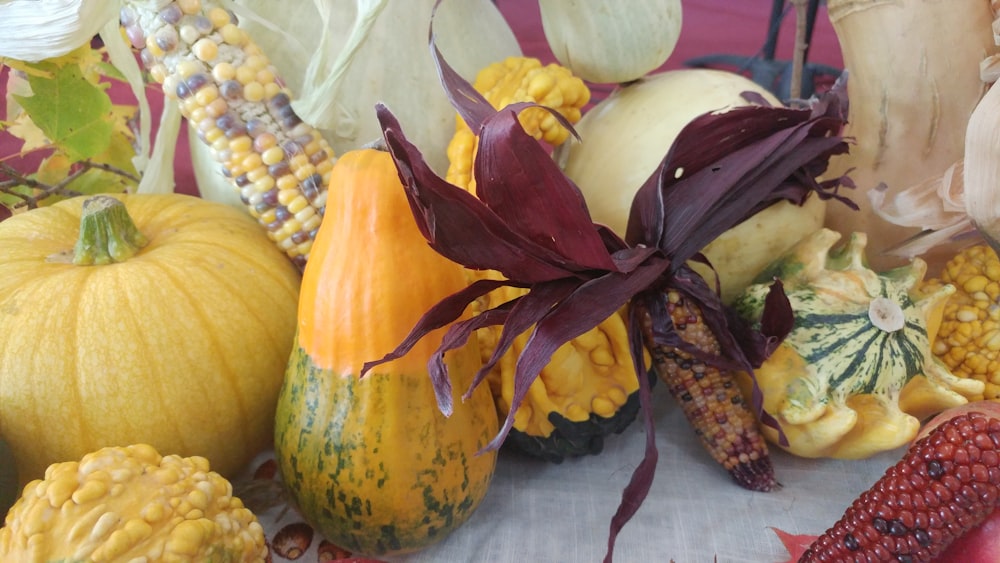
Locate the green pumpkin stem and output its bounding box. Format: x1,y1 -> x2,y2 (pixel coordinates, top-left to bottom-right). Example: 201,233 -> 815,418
73,195 -> 149,265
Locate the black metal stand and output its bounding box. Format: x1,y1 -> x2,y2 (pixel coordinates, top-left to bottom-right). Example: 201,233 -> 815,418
684,0 -> 841,100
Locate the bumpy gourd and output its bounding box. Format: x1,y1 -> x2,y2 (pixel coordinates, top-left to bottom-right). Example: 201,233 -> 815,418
444,56 -> 643,461
733,228 -> 984,459
274,148 -> 498,556
0,444 -> 267,562
0,194 -> 301,485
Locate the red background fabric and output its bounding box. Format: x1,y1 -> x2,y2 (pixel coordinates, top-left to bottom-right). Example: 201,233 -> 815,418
1,1 -> 844,202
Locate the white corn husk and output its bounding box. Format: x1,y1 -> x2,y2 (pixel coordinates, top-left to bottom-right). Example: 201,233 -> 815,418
193,0 -> 521,204
963,79 -> 1000,250
538,0 -> 682,84
229,0 -> 519,168
0,0 -> 119,62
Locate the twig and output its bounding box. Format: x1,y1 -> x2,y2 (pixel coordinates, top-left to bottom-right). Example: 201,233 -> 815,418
0,158 -> 140,210
789,0 -> 809,100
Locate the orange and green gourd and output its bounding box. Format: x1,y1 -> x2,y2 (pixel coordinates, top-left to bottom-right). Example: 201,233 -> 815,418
273,147 -> 498,557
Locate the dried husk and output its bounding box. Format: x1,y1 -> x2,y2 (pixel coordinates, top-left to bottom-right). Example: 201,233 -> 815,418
822,0 -> 998,270
0,0 -> 118,62
963,79 -> 1000,248
193,0 -> 521,207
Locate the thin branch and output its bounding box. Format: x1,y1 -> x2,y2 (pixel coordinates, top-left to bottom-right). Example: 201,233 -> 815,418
789,0 -> 809,100
0,157 -> 139,211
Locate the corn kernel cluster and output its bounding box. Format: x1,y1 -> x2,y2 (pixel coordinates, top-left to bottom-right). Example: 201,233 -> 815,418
0,444 -> 267,562
926,245 -> 1000,400
121,0 -> 335,268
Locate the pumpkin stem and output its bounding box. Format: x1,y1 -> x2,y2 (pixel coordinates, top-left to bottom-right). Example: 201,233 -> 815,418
73,195 -> 149,265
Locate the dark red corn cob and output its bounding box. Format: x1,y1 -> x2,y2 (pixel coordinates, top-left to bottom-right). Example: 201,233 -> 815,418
800,410 -> 1000,562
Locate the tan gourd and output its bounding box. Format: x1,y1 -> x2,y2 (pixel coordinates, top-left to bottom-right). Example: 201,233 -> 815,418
822,0 -> 998,270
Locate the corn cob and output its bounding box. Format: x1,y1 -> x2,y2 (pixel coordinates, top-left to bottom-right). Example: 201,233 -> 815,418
640,290 -> 777,492
800,408 -> 1000,562
923,245 -> 1000,401
120,0 -> 335,269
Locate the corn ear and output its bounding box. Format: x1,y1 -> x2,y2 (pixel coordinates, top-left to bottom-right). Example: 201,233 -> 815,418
121,0 -> 335,268
641,290 -> 777,491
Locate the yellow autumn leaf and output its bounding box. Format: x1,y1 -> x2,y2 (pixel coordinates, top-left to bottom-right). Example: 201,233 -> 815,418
5,113 -> 50,153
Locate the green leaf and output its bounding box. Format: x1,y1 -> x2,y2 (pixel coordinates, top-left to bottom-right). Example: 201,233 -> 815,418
13,62 -> 114,161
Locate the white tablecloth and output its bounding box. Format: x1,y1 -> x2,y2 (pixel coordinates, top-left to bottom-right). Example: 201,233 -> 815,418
251,384 -> 904,563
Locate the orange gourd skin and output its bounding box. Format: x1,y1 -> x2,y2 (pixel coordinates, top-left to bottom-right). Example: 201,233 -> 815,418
0,193 -> 301,485
274,149 -> 498,556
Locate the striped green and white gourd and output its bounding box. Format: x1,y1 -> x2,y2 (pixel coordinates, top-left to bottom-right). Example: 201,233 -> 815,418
732,228 -> 984,459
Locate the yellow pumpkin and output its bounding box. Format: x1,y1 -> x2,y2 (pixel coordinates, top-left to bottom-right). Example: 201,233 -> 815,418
0,194 -> 301,485
274,148 -> 498,556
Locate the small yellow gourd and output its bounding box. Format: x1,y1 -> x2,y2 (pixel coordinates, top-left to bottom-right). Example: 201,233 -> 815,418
444,56 -> 642,461
0,444 -> 268,562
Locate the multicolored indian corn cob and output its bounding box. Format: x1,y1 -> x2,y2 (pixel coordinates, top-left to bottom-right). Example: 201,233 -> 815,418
640,290 -> 777,492
120,0 -> 335,269
800,409 -> 1000,562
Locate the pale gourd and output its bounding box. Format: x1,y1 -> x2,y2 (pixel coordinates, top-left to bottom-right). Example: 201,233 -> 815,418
538,0 -> 682,84
556,68 -> 826,303
822,0 -> 998,270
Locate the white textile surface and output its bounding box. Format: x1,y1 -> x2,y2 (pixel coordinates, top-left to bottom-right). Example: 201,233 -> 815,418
255,384 -> 906,563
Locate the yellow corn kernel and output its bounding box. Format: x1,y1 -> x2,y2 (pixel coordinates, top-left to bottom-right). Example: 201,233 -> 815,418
286,195 -> 309,215
219,23 -> 244,46
204,97 -> 228,119
301,214 -> 322,233
251,175 -> 275,194
263,81 -> 282,99
261,146 -> 284,166
275,174 -> 298,193
207,7 -> 231,29
293,205 -> 316,224
277,188 -> 300,207
178,0 -> 201,14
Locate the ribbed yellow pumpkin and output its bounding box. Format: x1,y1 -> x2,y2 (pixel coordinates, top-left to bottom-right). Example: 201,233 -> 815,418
0,194 -> 301,485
